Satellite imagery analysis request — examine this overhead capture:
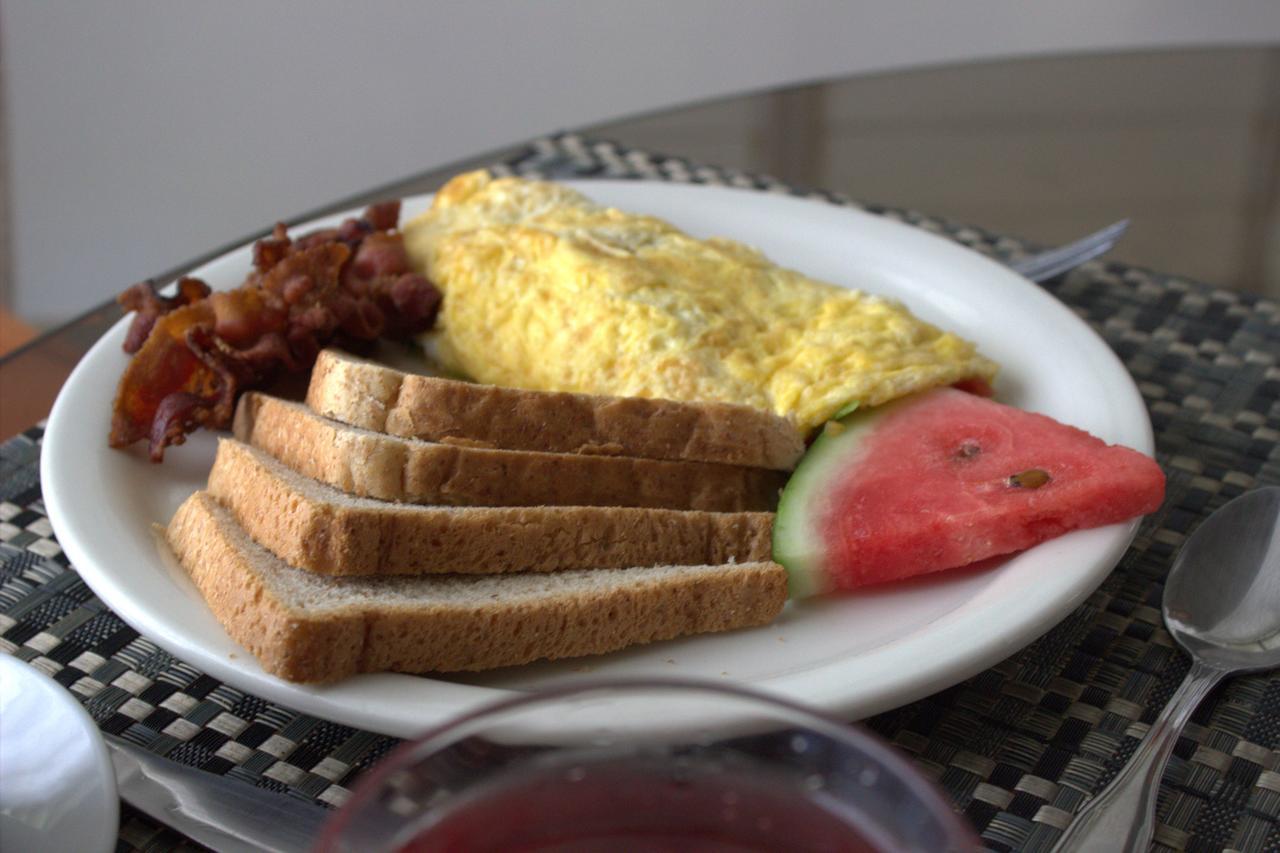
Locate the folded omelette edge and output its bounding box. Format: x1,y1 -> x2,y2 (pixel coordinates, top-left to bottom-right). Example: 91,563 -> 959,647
402,169 -> 998,435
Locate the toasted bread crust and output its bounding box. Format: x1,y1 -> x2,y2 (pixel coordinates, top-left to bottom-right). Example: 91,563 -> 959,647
166,492 -> 787,681
233,393 -> 786,512
207,439 -> 775,576
307,349 -> 805,471
165,493 -> 363,680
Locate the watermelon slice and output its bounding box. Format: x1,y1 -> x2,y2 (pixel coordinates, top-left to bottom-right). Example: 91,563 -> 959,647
773,388 -> 1165,597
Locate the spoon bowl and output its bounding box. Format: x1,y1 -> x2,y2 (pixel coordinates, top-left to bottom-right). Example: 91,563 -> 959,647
1053,485 -> 1280,852
1163,486 -> 1280,667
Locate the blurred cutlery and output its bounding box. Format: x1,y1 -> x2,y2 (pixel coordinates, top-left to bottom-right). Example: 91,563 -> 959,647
1008,219 -> 1130,282
107,733 -> 328,853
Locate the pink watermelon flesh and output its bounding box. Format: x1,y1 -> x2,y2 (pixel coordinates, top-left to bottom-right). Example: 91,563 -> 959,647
779,388 -> 1164,593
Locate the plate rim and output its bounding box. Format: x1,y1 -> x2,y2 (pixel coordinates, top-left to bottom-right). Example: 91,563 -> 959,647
41,179 -> 1152,737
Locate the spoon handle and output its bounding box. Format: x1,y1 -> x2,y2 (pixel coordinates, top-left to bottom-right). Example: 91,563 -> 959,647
1050,659 -> 1225,852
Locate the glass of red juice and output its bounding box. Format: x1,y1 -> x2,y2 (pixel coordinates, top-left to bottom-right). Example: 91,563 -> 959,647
315,679 -> 978,852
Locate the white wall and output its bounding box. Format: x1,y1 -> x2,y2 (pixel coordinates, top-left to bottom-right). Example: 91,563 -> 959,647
3,1 -> 1279,324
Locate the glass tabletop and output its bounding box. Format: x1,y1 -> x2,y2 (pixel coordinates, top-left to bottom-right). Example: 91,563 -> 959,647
3,45 -> 1277,441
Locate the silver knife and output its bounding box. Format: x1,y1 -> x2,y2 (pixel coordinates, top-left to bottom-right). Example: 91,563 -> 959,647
106,734 -> 331,853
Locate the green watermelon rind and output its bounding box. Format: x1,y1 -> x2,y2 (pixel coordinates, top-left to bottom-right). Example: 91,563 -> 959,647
831,399 -> 860,420
772,400 -> 894,598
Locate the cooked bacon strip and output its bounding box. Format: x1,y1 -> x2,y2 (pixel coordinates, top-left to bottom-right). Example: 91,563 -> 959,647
110,203 -> 441,461
118,277 -> 212,354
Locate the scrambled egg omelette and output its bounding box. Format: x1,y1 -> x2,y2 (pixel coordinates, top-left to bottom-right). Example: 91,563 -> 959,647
402,170 -> 997,434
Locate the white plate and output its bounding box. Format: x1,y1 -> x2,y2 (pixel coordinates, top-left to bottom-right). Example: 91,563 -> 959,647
42,181 -> 1152,738
0,655 -> 118,852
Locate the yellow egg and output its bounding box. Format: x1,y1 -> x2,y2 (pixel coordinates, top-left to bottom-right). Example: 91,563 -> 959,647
403,170 -> 998,434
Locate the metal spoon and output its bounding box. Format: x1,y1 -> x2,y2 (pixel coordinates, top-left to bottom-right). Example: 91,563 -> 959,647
1052,486 -> 1280,852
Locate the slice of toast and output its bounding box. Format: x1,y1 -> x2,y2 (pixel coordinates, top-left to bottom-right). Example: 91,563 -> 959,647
207,439 -> 775,577
233,393 -> 786,512
166,491 -> 788,682
306,348 -> 805,471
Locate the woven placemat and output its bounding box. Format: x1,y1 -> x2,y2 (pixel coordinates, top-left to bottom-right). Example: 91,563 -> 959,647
2,133 -> 1277,852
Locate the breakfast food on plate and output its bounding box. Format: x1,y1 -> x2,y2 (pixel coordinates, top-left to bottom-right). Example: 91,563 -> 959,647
205,439 -> 774,576
167,492 -> 787,682
401,170 -> 999,434
307,348 -> 806,470
772,388 -> 1166,596
110,203 -> 442,461
234,392 -> 787,511
144,171 -> 1161,687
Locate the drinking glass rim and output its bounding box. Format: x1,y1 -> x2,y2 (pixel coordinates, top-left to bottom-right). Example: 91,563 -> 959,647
319,675 -> 975,849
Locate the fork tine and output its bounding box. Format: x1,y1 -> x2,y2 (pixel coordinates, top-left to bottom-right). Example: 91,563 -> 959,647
1008,219 -> 1130,282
